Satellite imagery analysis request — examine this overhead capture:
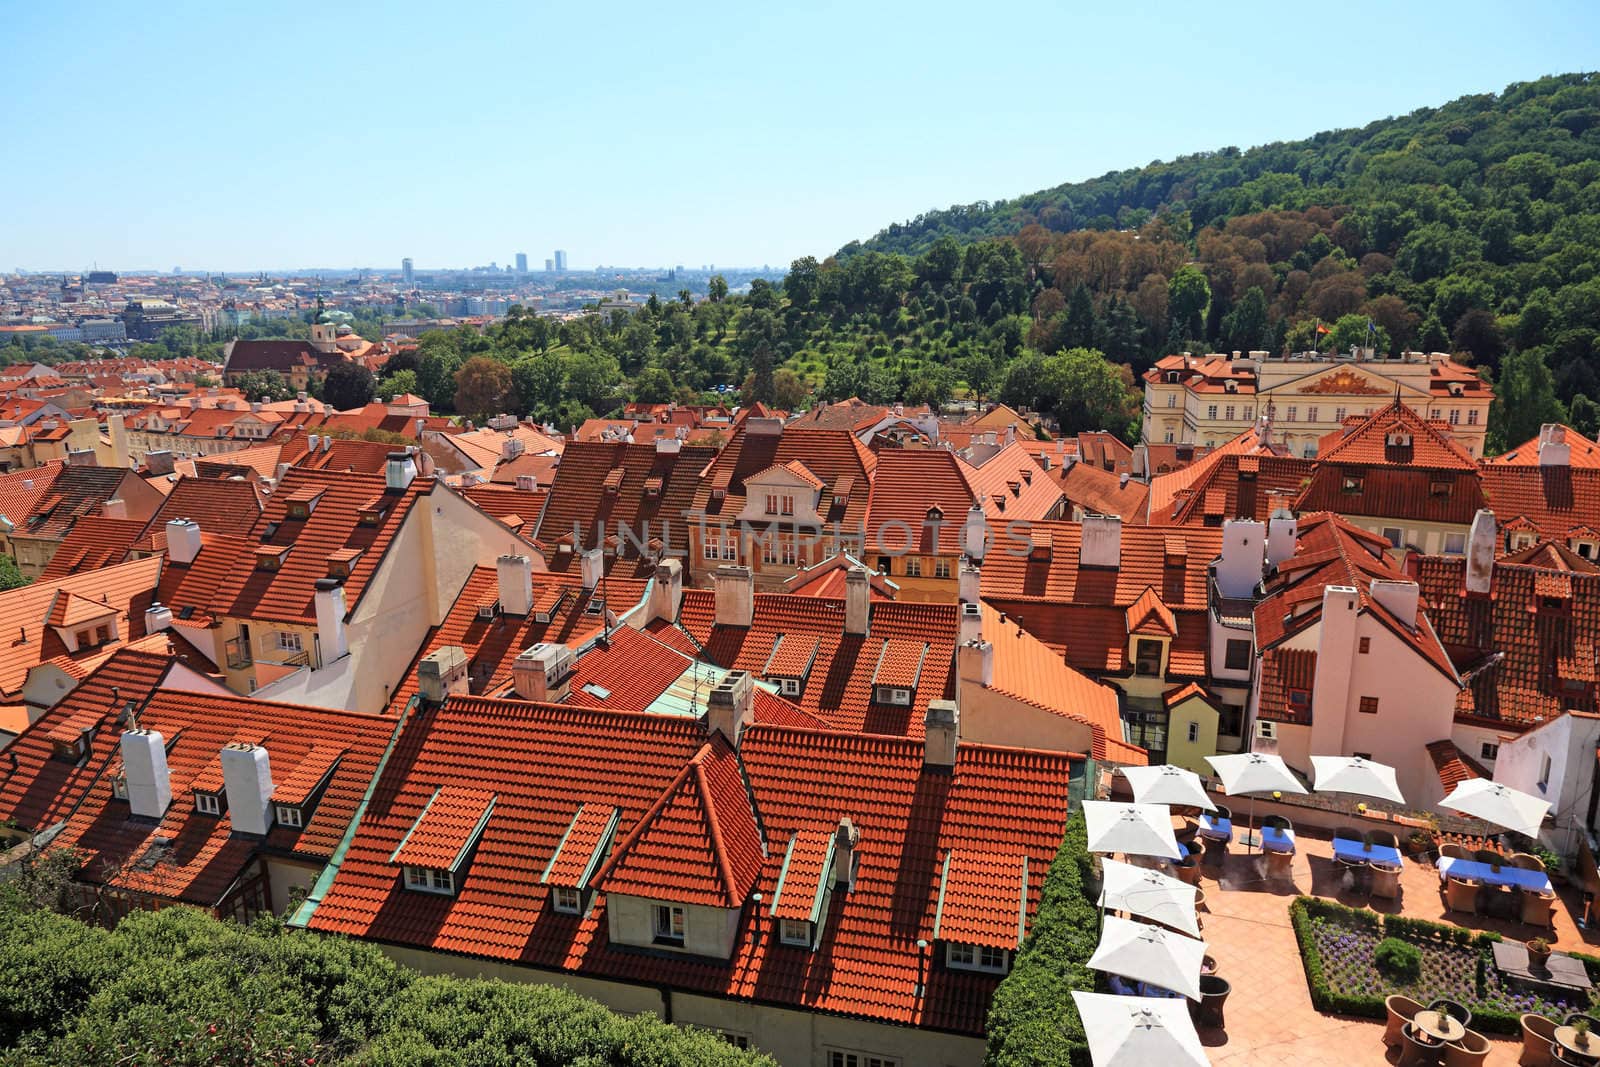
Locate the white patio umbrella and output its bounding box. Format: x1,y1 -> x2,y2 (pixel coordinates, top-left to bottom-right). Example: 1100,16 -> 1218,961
1310,754 -> 1406,805
1119,764 -> 1217,811
1098,858 -> 1200,937
1082,800 -> 1182,860
1440,778 -> 1550,838
1071,991 -> 1211,1067
1088,914 -> 1207,1001
1205,752 -> 1308,853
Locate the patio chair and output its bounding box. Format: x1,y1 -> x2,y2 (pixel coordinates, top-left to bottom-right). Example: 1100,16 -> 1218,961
1263,814 -> 1293,834
1475,848 -> 1503,866
1334,826 -> 1364,846
1521,888 -> 1557,928
1385,994 -> 1426,1049
1367,828 -> 1400,852
1213,803 -> 1232,822
1441,843 -> 1473,862
1562,1012 -> 1600,1030
1400,1021 -> 1443,1067
1520,1012 -> 1557,1067
1445,1028 -> 1492,1067
1265,847 -> 1294,880
1430,999 -> 1473,1029
1371,862 -> 1402,900
1445,877 -> 1480,915
1510,852 -> 1548,872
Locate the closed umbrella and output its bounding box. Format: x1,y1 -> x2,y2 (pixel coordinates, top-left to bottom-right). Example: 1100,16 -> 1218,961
1206,753 -> 1307,853
1119,764 -> 1217,811
1310,755 -> 1405,805
1088,914 -> 1207,1001
1083,800 -> 1181,861
1071,991 -> 1211,1067
1440,778 -> 1550,838
1098,858 -> 1200,937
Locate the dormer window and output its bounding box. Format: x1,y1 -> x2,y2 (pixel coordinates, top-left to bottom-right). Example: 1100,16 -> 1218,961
195,791 -> 223,816
652,903 -> 686,944
276,805 -> 303,828
326,548 -> 363,578
1429,478 -> 1451,498
874,686 -> 912,706
946,943 -> 1010,974
1288,688 -> 1311,712
358,497 -> 389,526
780,919 -> 813,947
254,545 -> 291,571
551,886 -> 582,913
1341,471 -> 1364,494
476,598 -> 500,621
392,785 -> 495,900
403,866 -> 454,894
779,678 -> 801,697
287,501 -> 309,520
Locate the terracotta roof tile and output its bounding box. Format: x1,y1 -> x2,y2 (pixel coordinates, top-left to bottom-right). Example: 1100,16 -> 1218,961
392,786 -> 498,871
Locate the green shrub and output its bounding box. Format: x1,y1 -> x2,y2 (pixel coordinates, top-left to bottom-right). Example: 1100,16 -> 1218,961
1374,938 -> 1422,981
984,808 -> 1095,1067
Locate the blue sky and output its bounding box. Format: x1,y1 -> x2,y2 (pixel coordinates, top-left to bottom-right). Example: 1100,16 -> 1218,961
3,0 -> 1597,272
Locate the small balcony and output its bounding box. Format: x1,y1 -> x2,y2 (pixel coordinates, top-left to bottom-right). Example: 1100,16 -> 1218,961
224,637 -> 252,671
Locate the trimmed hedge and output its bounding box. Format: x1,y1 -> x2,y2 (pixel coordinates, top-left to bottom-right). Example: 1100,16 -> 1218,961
984,809 -> 1096,1067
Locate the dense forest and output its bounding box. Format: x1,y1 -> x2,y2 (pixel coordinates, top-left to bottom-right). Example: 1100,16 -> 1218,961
8,74 -> 1597,449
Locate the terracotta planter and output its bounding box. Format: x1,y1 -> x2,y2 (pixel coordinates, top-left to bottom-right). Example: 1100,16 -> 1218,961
1528,941 -> 1553,968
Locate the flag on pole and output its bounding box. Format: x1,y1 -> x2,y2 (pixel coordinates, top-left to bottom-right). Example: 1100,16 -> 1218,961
1315,322 -> 1331,336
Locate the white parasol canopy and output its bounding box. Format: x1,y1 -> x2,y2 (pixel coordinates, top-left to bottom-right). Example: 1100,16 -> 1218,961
1082,800 -> 1182,860
1088,914 -> 1207,1001
1440,778 -> 1550,838
1098,858 -> 1200,937
1120,764 -> 1217,811
1206,752 -> 1308,797
1071,991 -> 1211,1067
1311,754 -> 1406,805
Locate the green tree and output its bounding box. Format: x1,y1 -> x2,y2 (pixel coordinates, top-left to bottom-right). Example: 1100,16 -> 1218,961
1326,314 -> 1390,356
770,367 -> 809,410
0,555 -> 29,592
453,356 -> 516,419
707,274 -> 729,303
1167,266 -> 1211,343
233,370 -> 294,403
1568,394 -> 1599,439
1491,347 -> 1566,453
633,366 -> 676,404
321,362 -> 376,411
377,369 -> 418,399
1221,287 -> 1269,353
1041,347 -> 1137,436
1062,284 -> 1096,350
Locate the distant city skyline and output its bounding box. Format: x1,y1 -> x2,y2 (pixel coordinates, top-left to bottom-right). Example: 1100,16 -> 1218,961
3,1 -> 1598,271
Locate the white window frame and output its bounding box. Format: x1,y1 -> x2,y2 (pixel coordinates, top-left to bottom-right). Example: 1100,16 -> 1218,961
827,1049 -> 900,1067
195,792 -> 221,815
946,941 -> 1009,974
1382,527 -> 1403,548
276,805 -> 303,828
652,903 -> 686,943
875,686 -> 911,707
780,539 -> 797,566
1467,409 -> 1479,426
905,557 -> 921,577
552,886 -> 581,914
779,677 -> 800,696
1444,532 -> 1466,555
1187,721 -> 1200,743
403,865 -> 455,895
934,558 -> 952,579
1207,405 -> 1217,420
277,630 -> 303,653
1480,742 -> 1499,761
779,918 -> 812,946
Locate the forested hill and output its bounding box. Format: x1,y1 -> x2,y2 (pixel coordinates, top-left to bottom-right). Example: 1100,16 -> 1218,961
848,73 -> 1600,256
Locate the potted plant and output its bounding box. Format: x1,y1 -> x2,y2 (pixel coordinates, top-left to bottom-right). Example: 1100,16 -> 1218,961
1408,826 -> 1438,858
1528,937 -> 1553,968
1575,1018 -> 1592,1054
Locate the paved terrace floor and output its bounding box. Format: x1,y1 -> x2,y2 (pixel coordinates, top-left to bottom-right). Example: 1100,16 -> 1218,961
1189,826 -> 1597,1066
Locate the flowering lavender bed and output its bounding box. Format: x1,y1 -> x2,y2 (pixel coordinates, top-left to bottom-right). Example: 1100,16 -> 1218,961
1309,912 -> 1587,1021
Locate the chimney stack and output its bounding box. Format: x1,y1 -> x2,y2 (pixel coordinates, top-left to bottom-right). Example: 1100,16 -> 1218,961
313,579 -> 348,664
512,642 -> 575,702
219,742 -> 274,836
959,601 -> 982,646
844,566 -> 871,636
924,700 -> 959,768
145,450 -> 175,476
101,498 -> 127,520
1538,424 -> 1571,467
417,645 -> 469,704
144,603 -> 173,633
166,518 -> 202,565
831,817 -> 860,888
1080,515 -> 1122,568
1368,578 -> 1420,626
713,565 -> 754,628
579,546 -> 604,592
962,502 -> 988,561
648,558 -> 684,624
385,451 -> 418,491
706,670 -> 755,745
1216,519 -> 1266,599
1266,510 -> 1298,567
496,554 -> 533,616
1465,509 -> 1496,595
120,728 -> 171,819
1309,586 -> 1359,757
958,559 -> 981,605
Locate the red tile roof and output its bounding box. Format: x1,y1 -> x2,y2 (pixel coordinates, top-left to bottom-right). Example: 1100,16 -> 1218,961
541,803 -> 619,889
689,425 -> 875,530
1427,739 -> 1487,790
1125,586 -> 1178,637
0,555 -> 165,697
392,785 -> 498,870
1055,461 -> 1150,523
1487,426 -> 1600,469
135,476 -> 263,553
39,516 -> 146,578
1256,648 -> 1318,725
535,440 -> 717,556
781,554 -> 898,600
0,462 -> 63,526
1478,466 -> 1600,544
1315,399 -> 1477,469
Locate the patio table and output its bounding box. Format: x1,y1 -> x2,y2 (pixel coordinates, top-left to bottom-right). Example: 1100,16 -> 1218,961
1197,813 -> 1232,842
1437,857 -> 1554,895
1259,826 -> 1295,853
1330,839 -> 1403,867
1491,940 -> 1594,993
1553,1025 -> 1600,1063
1413,1009 -> 1465,1044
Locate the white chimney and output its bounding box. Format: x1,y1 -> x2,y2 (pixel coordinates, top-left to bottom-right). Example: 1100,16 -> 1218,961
314,579 -> 348,664
648,558 -> 684,624
957,640 -> 994,705
306,434 -> 320,453
962,502 -> 988,561
844,566 -> 871,636
655,437 -> 681,454
512,642 -> 575,702
385,451 -> 418,490
1080,515 -> 1122,568
579,546 -> 604,592
1266,510 -> 1298,567
1216,519 -> 1266,599
831,817 -> 860,887
219,742 -> 275,836
1539,424 -> 1571,467
924,699 -> 959,768
497,554 -> 533,616
102,498 -> 127,520
1465,509 -> 1496,595
713,565 -> 754,628
1369,579 -> 1420,626
959,601 -> 982,646
144,603 -> 173,633
166,518 -> 202,565
706,670 -> 755,744
515,474 -> 538,491
417,645 -> 469,703
1309,586 -> 1359,758
120,728 -> 171,819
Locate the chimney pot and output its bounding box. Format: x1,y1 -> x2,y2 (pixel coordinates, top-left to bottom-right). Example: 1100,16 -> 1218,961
120,728 -> 171,819
313,579 -> 348,664
924,700 -> 959,768
496,554 -> 533,616
706,670 -> 755,744
713,565 -> 754,628
512,642 -> 574,702
648,558 -> 684,624
1080,515 -> 1122,568
844,566 -> 871,636
1465,509 -> 1496,595
166,518 -> 202,565
219,743 -> 274,836
417,645 -> 469,703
